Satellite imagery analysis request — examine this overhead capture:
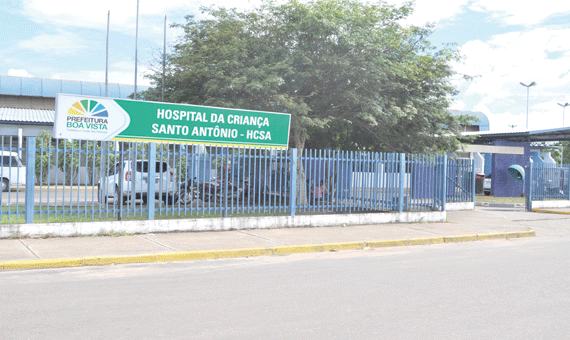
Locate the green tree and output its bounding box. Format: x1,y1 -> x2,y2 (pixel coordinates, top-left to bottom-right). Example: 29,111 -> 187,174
142,0 -> 470,154
35,130 -> 55,184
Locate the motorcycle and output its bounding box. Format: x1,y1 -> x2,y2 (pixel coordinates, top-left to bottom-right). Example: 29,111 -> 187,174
177,172 -> 252,205
175,176 -> 198,205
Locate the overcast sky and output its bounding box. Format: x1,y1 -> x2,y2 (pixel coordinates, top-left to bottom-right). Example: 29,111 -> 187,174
2,0 -> 570,132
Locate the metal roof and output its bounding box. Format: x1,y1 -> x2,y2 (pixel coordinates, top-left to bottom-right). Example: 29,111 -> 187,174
450,110 -> 490,131
462,127 -> 570,143
0,107 -> 54,125
0,75 -> 148,99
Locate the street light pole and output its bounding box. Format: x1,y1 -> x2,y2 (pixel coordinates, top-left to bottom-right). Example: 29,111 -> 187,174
520,81 -> 536,130
558,102 -> 569,165
134,0 -> 139,100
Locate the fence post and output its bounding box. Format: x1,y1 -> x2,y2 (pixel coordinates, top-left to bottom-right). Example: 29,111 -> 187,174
289,148 -> 297,217
147,142 -> 156,220
25,137 -> 36,224
526,163 -> 532,211
441,155 -> 447,211
398,153 -> 405,213
563,165 -> 570,200
471,159 -> 476,203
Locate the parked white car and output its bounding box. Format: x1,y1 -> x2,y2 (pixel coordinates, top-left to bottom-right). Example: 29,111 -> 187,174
1,151 -> 27,192
98,160 -> 177,204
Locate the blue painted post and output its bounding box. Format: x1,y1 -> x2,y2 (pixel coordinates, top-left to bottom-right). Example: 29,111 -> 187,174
147,142 -> 156,220
441,155 -> 447,211
25,137 -> 36,224
471,159 -> 476,203
398,153 -> 405,213
289,148 -> 297,216
526,163 -> 533,211
564,165 -> 570,200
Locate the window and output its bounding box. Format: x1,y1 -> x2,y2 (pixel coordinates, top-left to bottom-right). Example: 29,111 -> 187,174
1,156 -> 21,167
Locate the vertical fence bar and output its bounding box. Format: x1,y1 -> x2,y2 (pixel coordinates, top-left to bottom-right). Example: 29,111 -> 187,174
398,153 -> 405,213
46,139 -> 52,220
563,164 -> 570,200
25,137 -> 36,223
289,148 -> 297,217
471,159 -> 476,203
147,142 -> 156,220
38,137 -> 43,219
526,163 -> 533,211
441,155 -> 447,211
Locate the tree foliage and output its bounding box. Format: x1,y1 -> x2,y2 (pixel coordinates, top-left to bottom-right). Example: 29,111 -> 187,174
142,0 -> 469,153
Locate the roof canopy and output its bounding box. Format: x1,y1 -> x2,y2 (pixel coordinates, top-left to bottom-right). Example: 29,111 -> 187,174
0,107 -> 54,125
462,127 -> 570,143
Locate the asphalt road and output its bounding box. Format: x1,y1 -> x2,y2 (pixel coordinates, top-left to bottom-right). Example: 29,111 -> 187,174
1,224 -> 569,339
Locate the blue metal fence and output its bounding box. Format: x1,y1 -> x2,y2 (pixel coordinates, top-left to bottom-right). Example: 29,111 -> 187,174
446,158 -> 475,203
1,135 -> 457,224
527,162 -> 570,204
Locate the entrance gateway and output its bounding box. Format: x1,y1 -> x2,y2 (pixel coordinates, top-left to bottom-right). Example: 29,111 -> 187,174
54,93 -> 291,148
461,128 -> 570,210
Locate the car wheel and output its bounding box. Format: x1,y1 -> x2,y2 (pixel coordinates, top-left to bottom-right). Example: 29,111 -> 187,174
1,178 -> 9,192
97,184 -> 109,204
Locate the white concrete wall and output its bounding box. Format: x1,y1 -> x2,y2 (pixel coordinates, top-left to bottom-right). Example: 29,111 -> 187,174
446,202 -> 475,211
0,211 -> 446,239
531,200 -> 570,209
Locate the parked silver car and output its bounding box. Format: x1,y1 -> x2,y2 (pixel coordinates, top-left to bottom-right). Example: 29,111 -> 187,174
98,160 -> 177,204
483,174 -> 491,196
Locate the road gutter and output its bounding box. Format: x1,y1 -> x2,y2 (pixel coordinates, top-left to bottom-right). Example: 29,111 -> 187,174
0,229 -> 536,271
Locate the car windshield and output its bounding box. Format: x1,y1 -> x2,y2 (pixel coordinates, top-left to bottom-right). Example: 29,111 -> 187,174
1,156 -> 23,167
135,161 -> 168,173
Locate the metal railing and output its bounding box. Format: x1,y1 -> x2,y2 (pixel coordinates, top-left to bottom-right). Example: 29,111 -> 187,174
1,135 -> 455,224
446,158 -> 475,203
527,162 -> 570,202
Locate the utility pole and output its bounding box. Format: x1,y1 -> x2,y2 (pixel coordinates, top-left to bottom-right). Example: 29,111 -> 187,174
134,0 -> 139,100
162,15 -> 166,102
520,81 -> 536,130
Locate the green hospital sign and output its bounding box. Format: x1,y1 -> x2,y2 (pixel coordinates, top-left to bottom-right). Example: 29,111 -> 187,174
54,94 -> 291,148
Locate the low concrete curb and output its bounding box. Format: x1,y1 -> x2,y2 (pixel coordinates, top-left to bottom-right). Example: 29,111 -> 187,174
0,229 -> 535,270
475,202 -> 525,208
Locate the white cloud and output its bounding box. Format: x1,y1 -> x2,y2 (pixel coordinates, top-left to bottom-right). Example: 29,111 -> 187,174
384,0 -> 469,26
20,0 -> 470,35
450,100 -> 465,110
20,0 -> 262,32
17,29 -> 86,55
470,0 -> 570,26
452,26 -> 570,131
7,69 -> 34,77
50,63 -> 152,87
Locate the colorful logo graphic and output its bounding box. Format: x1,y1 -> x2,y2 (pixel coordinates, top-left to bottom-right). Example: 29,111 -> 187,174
68,99 -> 109,117
65,99 -> 110,133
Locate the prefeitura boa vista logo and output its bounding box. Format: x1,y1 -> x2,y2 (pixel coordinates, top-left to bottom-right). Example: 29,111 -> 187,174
66,99 -> 109,131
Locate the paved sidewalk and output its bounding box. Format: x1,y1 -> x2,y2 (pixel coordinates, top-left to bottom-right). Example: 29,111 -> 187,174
0,207 -> 545,270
